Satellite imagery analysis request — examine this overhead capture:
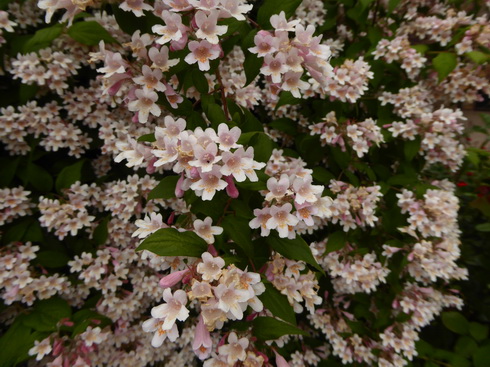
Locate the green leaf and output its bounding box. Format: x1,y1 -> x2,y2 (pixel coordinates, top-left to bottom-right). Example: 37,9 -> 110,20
475,223 -> 490,232
469,322 -> 489,341
256,0 -> 302,29
148,175 -> 180,200
259,283 -> 296,325
71,309 -> 112,337
0,319 -> 39,367
206,103 -> 227,126
455,336 -> 478,357
269,118 -> 297,135
36,250 -> 70,268
19,163 -> 53,192
0,157 -> 20,186
252,316 -> 307,340
93,216 -> 110,245
2,217 -> 43,244
465,51 -> 490,64
68,21 -> 117,46
244,52 -> 262,86
312,167 -> 335,184
56,159 -> 85,192
266,235 -> 323,273
473,345 -> 490,367
388,0 -> 401,12
22,298 -> 71,332
137,133 -> 156,142
325,231 -> 346,254
23,24 -> 63,53
404,138 -> 421,161
411,44 -> 429,55
136,227 -> 207,257
221,215 -> 254,257
432,52 -> 457,82
275,91 -> 301,110
192,68 -> 209,94
249,132 -> 274,162
442,311 -> 469,334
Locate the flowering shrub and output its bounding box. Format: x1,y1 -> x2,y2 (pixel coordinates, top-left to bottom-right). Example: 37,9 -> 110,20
0,0 -> 489,366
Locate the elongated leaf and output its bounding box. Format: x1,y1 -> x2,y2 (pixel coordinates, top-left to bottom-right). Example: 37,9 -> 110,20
68,21 -> 116,46
266,235 -> 323,273
432,52 -> 457,82
244,52 -> 262,86
23,24 -> 63,53
221,215 -> 254,257
56,159 -> 85,192
136,228 -> 207,257
259,283 -> 296,325
442,311 -> 469,334
325,231 -> 346,254
252,316 -> 307,340
148,175 -> 180,200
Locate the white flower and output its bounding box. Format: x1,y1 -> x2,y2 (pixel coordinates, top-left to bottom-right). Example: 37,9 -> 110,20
266,203 -> 299,238
142,318 -> 179,347
185,40 -> 221,71
151,289 -> 189,330
190,166 -> 228,201
29,338 -> 52,361
197,252 -> 225,281
194,217 -> 223,244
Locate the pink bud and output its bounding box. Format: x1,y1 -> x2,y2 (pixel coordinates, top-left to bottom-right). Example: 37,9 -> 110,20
108,79 -> 125,96
146,157 -> 157,174
159,269 -> 189,288
192,315 -> 213,360
132,112 -> 139,123
207,244 -> 218,256
225,176 -> 239,198
53,340 -> 64,356
275,351 -> 291,367
167,212 -> 175,225
175,174 -> 185,198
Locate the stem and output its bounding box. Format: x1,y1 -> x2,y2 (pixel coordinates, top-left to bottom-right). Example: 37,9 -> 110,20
246,17 -> 261,29
217,198 -> 233,226
215,68 -> 231,121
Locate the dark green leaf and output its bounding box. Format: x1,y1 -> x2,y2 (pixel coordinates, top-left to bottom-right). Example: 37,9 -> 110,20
68,21 -> 117,46
325,231 -> 346,254
404,138 -> 421,161
432,52 -> 457,82
136,227 -> 207,257
221,215 -> 254,257
252,316 -> 307,340
469,322 -> 489,341
455,336 -> 478,357
269,118 -> 297,135
476,223 -> 490,232
93,216 -> 110,245
244,52 -> 262,86
465,51 -> 490,64
388,0 -> 401,12
148,175 -> 180,200
0,157 -> 20,186
56,160 -> 85,192
473,345 -> 490,367
259,283 -> 296,325
22,298 -> 71,332
192,68 -> 209,94
36,250 -> 70,268
256,0 -> 302,29
249,132 -> 274,162
275,91 -> 301,110
206,103 -> 227,126
137,133 -> 156,142
23,24 -> 63,53
442,311 -> 469,334
266,235 -> 323,273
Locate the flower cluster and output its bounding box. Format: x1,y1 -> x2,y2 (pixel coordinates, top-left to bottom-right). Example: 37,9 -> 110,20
373,36 -> 427,79
266,253 -> 322,313
144,252 -> 264,361
381,91 -> 466,171
309,111 -> 384,157
0,242 -> 69,306
250,11 -> 334,98
0,186 -> 32,226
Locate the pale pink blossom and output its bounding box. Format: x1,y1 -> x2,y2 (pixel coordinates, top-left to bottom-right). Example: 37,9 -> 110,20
194,216 -> 223,244
185,40 -> 221,71
193,315 -> 213,360
197,252 -> 225,281
190,166 -> 228,200
151,288 -> 189,330
195,10 -> 228,45
127,88 -> 161,123
266,203 -> 299,238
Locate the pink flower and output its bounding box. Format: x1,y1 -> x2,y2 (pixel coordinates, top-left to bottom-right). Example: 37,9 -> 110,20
249,30 -> 279,56
265,173 -> 290,201
261,53 -> 288,84
270,11 -> 299,32
152,11 -> 187,45
133,65 -> 166,92
149,46 -> 179,72
218,0 -> 253,20
189,142 -> 221,172
218,332 -> 249,364
192,315 -> 213,360
127,88 -> 161,123
274,351 -> 291,367
266,203 -> 299,238
151,288 -> 189,330
281,71 -> 310,98
190,166 -> 228,201
197,252 -> 225,281
159,269 -> 189,288
195,10 -> 228,45
220,148 -> 253,182
193,216 -> 223,244
185,40 -> 221,71
119,0 -> 153,17
216,123 -> 241,151
249,207 -> 272,236
142,318 -> 179,347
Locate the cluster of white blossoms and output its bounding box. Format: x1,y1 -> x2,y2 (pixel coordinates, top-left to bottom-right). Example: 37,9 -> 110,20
309,111 -> 384,158
0,186 -> 33,226
0,242 -> 69,306
396,182 -> 468,283
381,90 -> 466,170
266,253 -> 322,313
143,251 -> 264,362
326,180 -> 383,232
219,46 -> 262,109
373,36 -> 427,79
251,149 -> 329,238
28,327 -> 110,365
0,10 -> 16,45
312,241 -> 390,294
250,11 -> 334,98
116,117 -> 266,201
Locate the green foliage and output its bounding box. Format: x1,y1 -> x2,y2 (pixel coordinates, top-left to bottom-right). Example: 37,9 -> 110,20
136,228 -> 208,257
252,316 -> 307,340
67,21 -> 117,46
432,52 -> 458,82
256,0 -> 302,28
